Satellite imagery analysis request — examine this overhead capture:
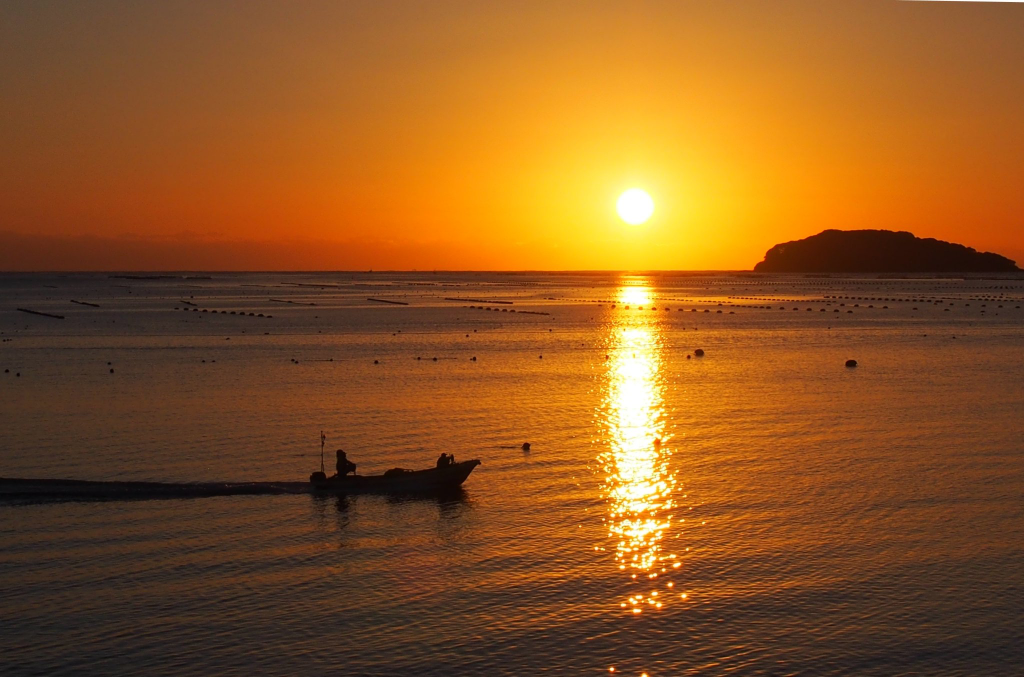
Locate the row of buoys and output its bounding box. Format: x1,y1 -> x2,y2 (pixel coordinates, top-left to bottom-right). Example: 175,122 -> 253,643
469,305 -> 516,312
175,307 -> 271,318
465,305 -> 550,316
6,362 -> 117,375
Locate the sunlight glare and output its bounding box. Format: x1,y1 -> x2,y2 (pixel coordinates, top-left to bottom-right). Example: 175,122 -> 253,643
616,189 -> 655,225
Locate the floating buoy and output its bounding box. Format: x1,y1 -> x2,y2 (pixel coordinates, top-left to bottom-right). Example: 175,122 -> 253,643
109,368 -> 114,373
522,442 -> 531,451
471,356 -> 477,361
432,357 -> 438,361
845,359 -> 857,368
374,360 -> 379,364
694,349 -> 705,357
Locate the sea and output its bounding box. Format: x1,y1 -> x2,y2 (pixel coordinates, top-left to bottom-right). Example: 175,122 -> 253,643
1,271 -> 1022,676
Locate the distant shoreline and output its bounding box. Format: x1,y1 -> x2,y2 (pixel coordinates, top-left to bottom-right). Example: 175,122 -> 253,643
755,229 -> 1019,274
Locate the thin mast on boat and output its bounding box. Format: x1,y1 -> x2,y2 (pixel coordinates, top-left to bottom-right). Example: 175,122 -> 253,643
320,430 -> 326,474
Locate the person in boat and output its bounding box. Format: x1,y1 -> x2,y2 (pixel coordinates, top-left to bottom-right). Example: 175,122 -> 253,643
336,450 -> 356,478
436,453 -> 449,469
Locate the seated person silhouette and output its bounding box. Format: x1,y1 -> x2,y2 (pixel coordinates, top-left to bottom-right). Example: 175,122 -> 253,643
335,450 -> 357,478
436,453 -> 457,468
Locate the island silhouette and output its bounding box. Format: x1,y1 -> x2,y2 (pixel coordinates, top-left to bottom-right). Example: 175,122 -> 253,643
754,229 -> 1019,273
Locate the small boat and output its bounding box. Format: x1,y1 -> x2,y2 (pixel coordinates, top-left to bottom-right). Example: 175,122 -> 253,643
309,459 -> 481,495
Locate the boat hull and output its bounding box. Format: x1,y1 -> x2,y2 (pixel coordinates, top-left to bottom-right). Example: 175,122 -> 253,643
310,460 -> 481,495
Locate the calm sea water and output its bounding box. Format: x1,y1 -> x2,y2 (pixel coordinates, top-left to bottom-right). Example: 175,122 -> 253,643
1,272 -> 1022,676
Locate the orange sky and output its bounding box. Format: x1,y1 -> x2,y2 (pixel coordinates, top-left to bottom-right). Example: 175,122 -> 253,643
2,1 -> 1022,271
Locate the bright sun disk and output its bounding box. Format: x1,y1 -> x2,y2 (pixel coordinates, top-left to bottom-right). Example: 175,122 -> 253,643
617,189 -> 654,225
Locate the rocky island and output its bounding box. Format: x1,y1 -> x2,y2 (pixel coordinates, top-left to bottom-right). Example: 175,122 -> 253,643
754,229 -> 1019,273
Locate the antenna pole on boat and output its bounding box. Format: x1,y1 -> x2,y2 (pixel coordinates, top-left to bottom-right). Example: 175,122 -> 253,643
320,430 -> 326,474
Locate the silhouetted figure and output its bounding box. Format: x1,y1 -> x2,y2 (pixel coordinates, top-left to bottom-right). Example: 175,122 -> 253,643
336,450 -> 356,477
437,453 -> 449,468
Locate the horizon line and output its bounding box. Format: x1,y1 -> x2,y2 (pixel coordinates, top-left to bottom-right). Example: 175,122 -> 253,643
3,269 -> 1023,276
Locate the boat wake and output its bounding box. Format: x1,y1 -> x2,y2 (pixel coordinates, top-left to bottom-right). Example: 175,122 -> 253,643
0,460 -> 481,503
0,477 -> 311,503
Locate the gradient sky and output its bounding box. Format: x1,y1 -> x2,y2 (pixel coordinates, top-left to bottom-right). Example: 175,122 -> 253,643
2,1 -> 1023,270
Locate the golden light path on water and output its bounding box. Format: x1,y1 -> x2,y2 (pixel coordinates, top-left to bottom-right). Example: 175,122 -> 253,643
598,281 -> 683,618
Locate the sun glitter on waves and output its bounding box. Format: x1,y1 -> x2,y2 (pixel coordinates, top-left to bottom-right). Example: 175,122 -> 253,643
597,282 -> 684,615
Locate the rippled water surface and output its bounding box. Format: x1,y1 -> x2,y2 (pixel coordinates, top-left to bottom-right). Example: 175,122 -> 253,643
2,272 -> 1023,676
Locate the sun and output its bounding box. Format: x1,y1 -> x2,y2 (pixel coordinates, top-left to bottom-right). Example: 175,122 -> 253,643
616,189 -> 654,225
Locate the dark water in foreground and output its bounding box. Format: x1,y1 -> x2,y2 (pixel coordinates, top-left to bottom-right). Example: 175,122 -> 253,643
1,272 -> 1023,676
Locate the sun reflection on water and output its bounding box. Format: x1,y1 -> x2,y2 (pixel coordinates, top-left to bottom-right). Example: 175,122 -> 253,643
618,284 -> 653,308
598,282 -> 680,614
